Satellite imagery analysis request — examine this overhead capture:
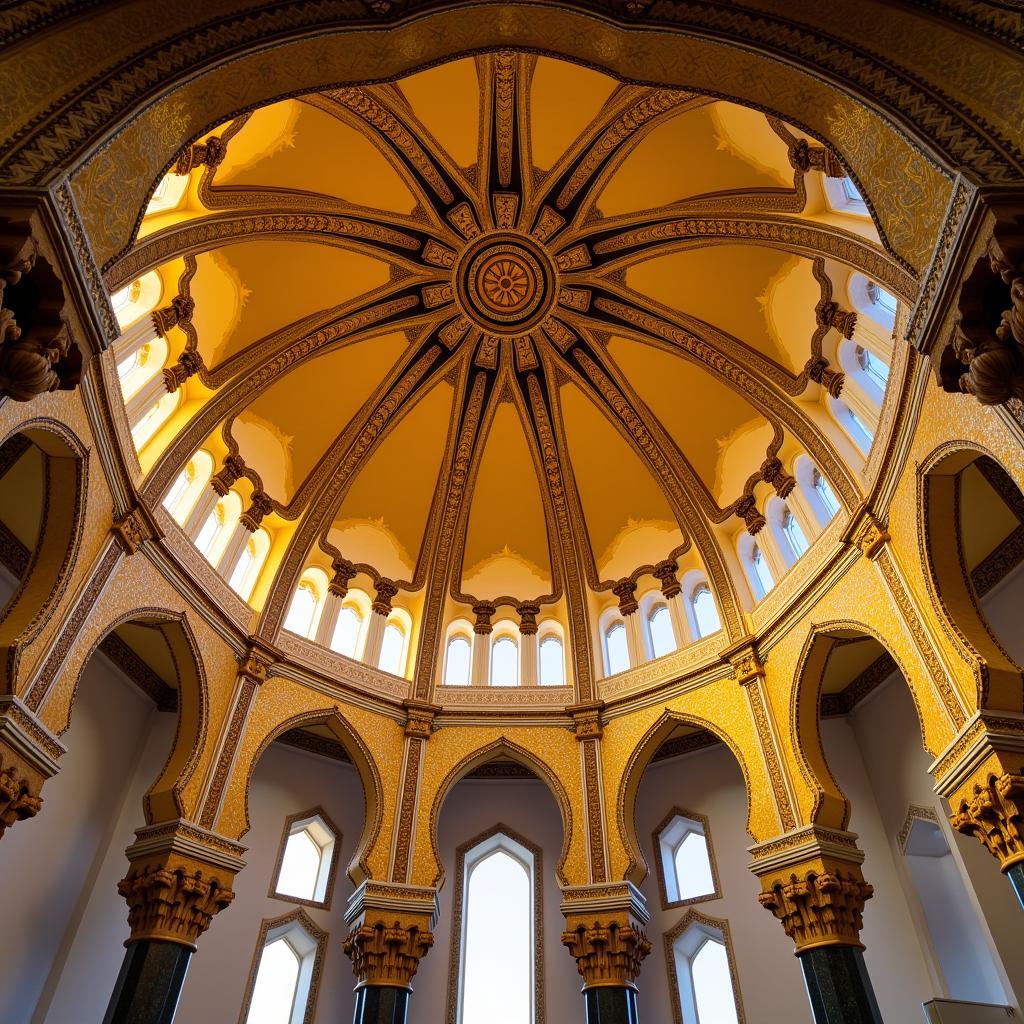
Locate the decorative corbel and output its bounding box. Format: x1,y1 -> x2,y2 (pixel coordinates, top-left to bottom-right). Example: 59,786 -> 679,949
402,699 -> 442,741
568,700 -> 605,741
612,579 -> 638,616
788,138 -> 845,178
761,457 -> 796,498
174,135 -> 227,176
239,491 -> 274,532
845,507 -> 890,560
652,559 -> 681,599
734,494 -> 766,536
329,558 -> 358,597
805,356 -> 846,398
111,505 -> 161,555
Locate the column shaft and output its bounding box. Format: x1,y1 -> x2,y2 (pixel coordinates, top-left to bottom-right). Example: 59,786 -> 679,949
363,611 -> 387,667
352,986 -> 410,1024
583,986 -> 638,1024
216,521 -> 249,577
315,590 -> 344,647
623,611 -> 645,667
102,940 -> 192,1024
124,371 -> 169,427
113,315 -> 158,362
665,593 -> 689,647
182,485 -> 219,538
798,946 -> 883,1024
471,630 -> 491,684
1006,863 -> 1024,911
520,631 -> 538,685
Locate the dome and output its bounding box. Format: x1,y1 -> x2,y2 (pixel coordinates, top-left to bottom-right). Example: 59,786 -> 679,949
108,51 -> 910,701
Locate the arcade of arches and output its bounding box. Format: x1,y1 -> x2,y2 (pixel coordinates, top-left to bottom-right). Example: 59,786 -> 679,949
1,4 -> 1024,1024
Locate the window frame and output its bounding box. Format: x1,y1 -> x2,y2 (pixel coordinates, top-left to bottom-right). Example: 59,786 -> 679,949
237,908 -> 328,1024
663,909 -> 746,1024
268,806 -> 342,911
537,629 -> 566,687
603,617 -> 630,676
443,630 -> 474,686
446,824 -> 545,1024
652,807 -> 722,911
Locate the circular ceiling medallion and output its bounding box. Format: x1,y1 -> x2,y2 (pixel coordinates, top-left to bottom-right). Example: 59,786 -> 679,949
456,233 -> 556,334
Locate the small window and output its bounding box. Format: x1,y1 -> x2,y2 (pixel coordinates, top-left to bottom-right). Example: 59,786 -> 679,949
194,505 -> 224,559
445,635 -> 472,686
649,604 -> 676,659
379,622 -> 405,675
241,911 -> 326,1024
273,811 -> 338,907
228,529 -> 269,602
285,582 -> 318,638
491,635 -> 519,686
842,177 -> 862,202
539,636 -> 564,686
605,621 -> 630,675
866,280 -> 898,319
781,507 -> 809,559
856,345 -> 889,389
131,390 -> 179,450
750,545 -> 774,596
163,462 -> 194,516
162,450 -> 213,525
655,810 -> 719,907
812,468 -> 839,518
330,606 -> 362,658
666,913 -> 743,1024
691,586 -> 720,639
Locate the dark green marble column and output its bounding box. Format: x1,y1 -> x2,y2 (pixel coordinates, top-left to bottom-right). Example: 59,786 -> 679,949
352,985 -> 410,1024
582,985 -> 639,1024
102,940 -> 192,1024
798,946 -> 883,1024
1006,863 -> 1024,911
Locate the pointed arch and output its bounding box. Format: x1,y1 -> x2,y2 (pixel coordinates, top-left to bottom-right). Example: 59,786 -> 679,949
427,736 -> 573,888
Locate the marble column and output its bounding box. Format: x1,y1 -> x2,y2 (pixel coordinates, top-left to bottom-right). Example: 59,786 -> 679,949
754,829 -> 882,1024
314,559 -> 358,647
363,579 -> 397,668
612,580 -> 644,667
518,602 -> 540,686
103,823 -> 243,1024
562,883 -> 650,1024
344,882 -> 436,1024
471,601 -> 495,685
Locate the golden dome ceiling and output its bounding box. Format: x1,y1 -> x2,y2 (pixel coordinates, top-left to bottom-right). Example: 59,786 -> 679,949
108,51 -> 914,689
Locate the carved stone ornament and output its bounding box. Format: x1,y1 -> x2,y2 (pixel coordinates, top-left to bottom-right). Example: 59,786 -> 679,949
950,771 -> 1024,870
805,357 -> 846,398
118,846 -> 238,948
472,601 -> 496,635
757,861 -> 873,951
403,699 -> 441,740
343,917 -> 434,989
728,645 -> 765,687
0,751 -> 43,838
372,577 -> 398,616
569,701 -> 605,741
111,507 -> 154,555
816,299 -> 858,339
162,348 -> 203,391
0,219 -> 82,402
240,491 -> 274,532
940,217 -> 1024,407
761,457 -> 796,498
211,454 -> 246,496
652,559 -> 681,599
788,138 -> 844,178
734,494 -> 766,536
517,601 -> 540,636
329,558 -> 358,597
561,919 -> 651,990
848,509 -> 890,560
237,648 -> 272,685
174,135 -> 226,176
151,293 -> 195,337
612,578 -> 639,616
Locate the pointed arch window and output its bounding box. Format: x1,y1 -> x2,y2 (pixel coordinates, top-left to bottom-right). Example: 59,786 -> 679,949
331,606 -> 363,659
272,809 -> 339,908
648,604 -> 676,659
781,507 -> 809,559
691,586 -> 721,639
655,809 -> 720,908
445,634 -> 472,686
450,828 -> 541,1024
666,912 -> 744,1024
605,621 -> 630,675
539,635 -> 564,686
491,636 -> 519,686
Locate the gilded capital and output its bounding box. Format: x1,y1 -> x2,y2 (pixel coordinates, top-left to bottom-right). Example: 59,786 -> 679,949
0,699 -> 63,841
344,917 -> 435,989
330,558 -> 358,597
372,578 -> 398,616
652,559 -> 681,599
612,578 -> 638,616
561,919 -> 651,989
950,771 -> 1024,870
472,601 -> 496,634
0,753 -> 43,838
734,494 -> 766,536
403,699 -> 441,740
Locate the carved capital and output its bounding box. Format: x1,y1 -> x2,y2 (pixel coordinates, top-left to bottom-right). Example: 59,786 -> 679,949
652,559 -> 681,599
757,858 -> 873,951
788,138 -> 844,177
162,348 -> 203,392
568,700 -> 605,741
403,699 -> 441,740
151,293 -> 195,337
472,601 -> 496,635
239,491 -> 274,532
372,578 -> 398,616
760,458 -> 796,498
174,135 -> 226,176
517,601 -> 540,636
344,916 -> 434,989
612,579 -> 638,616
806,356 -> 846,398
111,506 -> 157,555
847,508 -> 890,560
237,647 -> 272,686
0,698 -> 63,841
728,643 -> 765,686
329,558 -> 358,597
816,299 -> 858,339
734,494 -> 766,536
0,748 -> 44,838
561,918 -> 651,989
950,770 -> 1024,870
211,454 -> 246,496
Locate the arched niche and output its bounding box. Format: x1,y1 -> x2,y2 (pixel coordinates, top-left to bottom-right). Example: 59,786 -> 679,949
618,711 -> 756,887
0,419 -> 87,687
232,706 -> 382,886
426,737 -> 572,889
791,621 -> 931,832
919,444 -> 1024,714
60,608 -> 209,824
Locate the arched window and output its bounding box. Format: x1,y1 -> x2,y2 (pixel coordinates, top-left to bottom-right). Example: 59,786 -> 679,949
163,450 -> 214,525
812,467 -> 839,518
145,172 -> 190,216
273,810 -> 338,907
331,606 -> 362,659
241,912 -> 326,1024
130,389 -> 179,451
828,395 -> 873,454
781,506 -> 809,559
538,636 -> 564,686
379,622 -> 405,675
668,915 -> 743,1024
194,504 -> 225,559
750,544 -> 774,597
228,528 -> 269,602
285,582 -> 319,638
110,271 -> 162,329
163,462 -> 194,516
648,604 -> 676,658
691,586 -> 721,639
866,280 -> 898,323
491,635 -> 519,686
605,621 -> 630,675
444,634 -> 472,686
842,177 -> 862,202
655,810 -> 719,907
454,830 -> 539,1024
856,344 -> 889,389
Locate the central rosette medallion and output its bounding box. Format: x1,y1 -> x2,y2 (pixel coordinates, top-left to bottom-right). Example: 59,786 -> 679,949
456,232 -> 557,335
